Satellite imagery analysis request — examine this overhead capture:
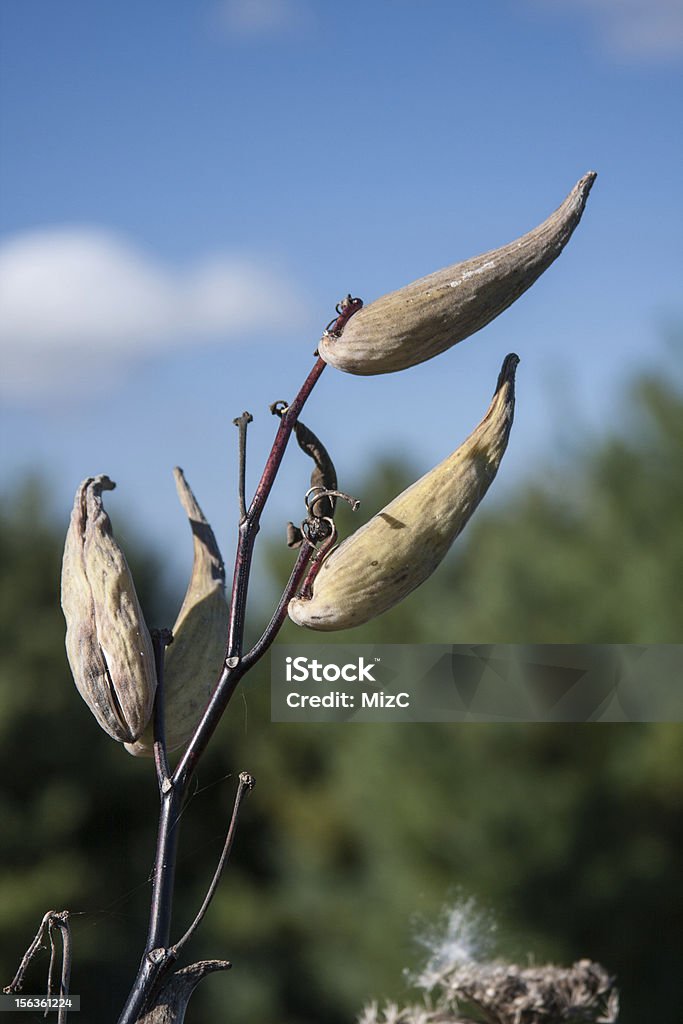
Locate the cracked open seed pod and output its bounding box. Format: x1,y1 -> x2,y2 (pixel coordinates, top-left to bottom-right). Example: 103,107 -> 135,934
60,476 -> 157,743
289,354 -> 518,631
319,173 -> 595,374
126,468 -> 229,757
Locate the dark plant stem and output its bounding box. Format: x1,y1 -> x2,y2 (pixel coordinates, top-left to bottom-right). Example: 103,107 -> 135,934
151,631 -> 173,792
116,356 -> 327,1023
116,786 -> 184,1023
44,913 -> 72,1024
145,789 -> 182,954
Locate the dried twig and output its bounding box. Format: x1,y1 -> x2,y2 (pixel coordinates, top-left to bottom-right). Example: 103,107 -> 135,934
4,911 -> 72,1024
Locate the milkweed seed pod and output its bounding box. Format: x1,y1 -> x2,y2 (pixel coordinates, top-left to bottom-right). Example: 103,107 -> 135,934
61,476 -> 157,742
289,353 -> 519,631
126,468 -> 229,756
319,173 -> 596,375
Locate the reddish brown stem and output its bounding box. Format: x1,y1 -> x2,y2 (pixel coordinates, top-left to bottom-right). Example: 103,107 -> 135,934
118,356 -> 329,1023
172,357 -> 326,792
226,357 -> 326,662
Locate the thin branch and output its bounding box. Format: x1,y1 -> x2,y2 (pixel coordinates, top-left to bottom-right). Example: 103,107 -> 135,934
172,772 -> 255,957
242,541 -> 314,670
46,923 -> 57,1009
4,911 -> 67,995
51,916 -> 72,1024
4,911 -> 71,1024
232,412 -> 253,522
172,356 -> 328,793
4,913 -> 51,994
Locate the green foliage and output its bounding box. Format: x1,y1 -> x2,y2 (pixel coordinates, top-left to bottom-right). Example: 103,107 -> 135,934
0,361 -> 681,1023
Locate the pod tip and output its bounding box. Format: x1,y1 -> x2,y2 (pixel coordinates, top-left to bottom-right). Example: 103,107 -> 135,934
92,474 -> 116,494
173,466 -> 206,524
498,352 -> 520,383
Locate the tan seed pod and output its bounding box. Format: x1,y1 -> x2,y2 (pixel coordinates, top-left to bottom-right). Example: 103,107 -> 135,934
126,468 -> 228,756
319,173 -> 596,375
289,354 -> 519,631
61,476 -> 157,742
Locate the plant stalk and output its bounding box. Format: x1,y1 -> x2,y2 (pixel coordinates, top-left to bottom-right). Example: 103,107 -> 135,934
116,356 -> 327,1023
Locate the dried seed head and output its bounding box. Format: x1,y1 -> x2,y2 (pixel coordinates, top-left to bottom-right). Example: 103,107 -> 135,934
126,468 -> 228,757
319,173 -> 596,375
61,476 -> 157,742
288,354 -> 518,631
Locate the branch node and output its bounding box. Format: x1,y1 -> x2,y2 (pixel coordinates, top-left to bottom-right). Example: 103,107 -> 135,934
147,948 -> 169,966
232,411 -> 253,428
323,294 -> 364,338
151,627 -> 174,648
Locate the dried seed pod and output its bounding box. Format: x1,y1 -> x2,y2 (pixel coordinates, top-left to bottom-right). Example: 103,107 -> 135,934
126,468 -> 228,756
319,173 -> 596,375
294,419 -> 338,520
61,476 -> 157,742
288,354 -> 519,631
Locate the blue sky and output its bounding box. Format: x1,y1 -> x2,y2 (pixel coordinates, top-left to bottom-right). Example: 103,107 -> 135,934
1,0 -> 682,592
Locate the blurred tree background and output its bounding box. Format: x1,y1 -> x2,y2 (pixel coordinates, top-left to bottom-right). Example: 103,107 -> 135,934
1,348 -> 681,1024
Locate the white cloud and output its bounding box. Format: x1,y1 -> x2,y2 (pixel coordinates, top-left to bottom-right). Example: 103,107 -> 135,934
216,0 -> 311,37
0,227 -> 310,399
533,0 -> 683,60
